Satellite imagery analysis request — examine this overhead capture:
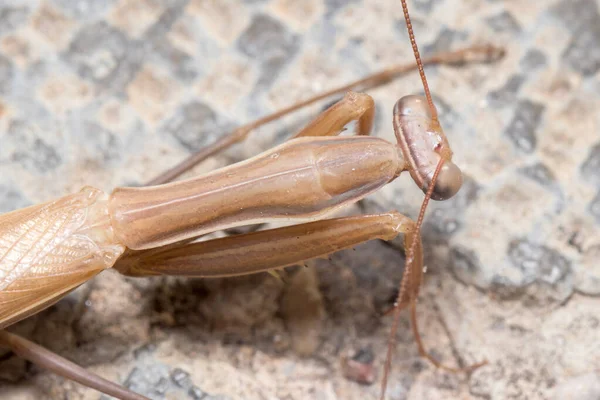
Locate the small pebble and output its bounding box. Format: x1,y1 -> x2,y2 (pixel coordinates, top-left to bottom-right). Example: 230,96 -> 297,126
341,347 -> 376,385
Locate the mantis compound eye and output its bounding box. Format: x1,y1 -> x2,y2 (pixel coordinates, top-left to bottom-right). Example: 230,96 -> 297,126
429,160 -> 462,200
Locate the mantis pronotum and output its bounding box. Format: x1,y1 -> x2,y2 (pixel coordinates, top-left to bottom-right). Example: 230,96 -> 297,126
0,1 -> 503,399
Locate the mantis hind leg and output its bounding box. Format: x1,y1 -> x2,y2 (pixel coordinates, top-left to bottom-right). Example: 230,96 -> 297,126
0,330 -> 149,400
147,46 -> 498,186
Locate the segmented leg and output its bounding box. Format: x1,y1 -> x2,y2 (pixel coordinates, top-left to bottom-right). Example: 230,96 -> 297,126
0,45 -> 503,400
379,160 -> 487,400
146,45 -> 504,185
292,91 -> 374,138
0,331 -> 148,400
0,92 -> 383,400
115,213 -> 416,278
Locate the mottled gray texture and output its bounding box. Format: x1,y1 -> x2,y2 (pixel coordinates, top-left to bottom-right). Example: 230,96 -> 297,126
520,49 -> 547,71
237,13 -> 300,91
423,176 -> 480,240
487,74 -> 525,108
103,350 -> 225,400
1,0 -> 599,399
581,142 -> 600,186
423,28 -> 467,55
0,6 -> 30,36
0,54 -> 14,93
519,162 -> 557,189
553,0 -> 600,76
65,22 -> 140,91
508,239 -> 572,292
486,11 -> 521,34
504,99 -> 545,153
6,120 -> 62,173
552,0 -> 599,27
562,23 -> 600,77
0,184 -> 29,214
162,101 -> 233,152
151,37 -> 199,82
77,121 -> 122,164
49,0 -> 117,19
325,0 -> 361,16
589,191 -> 600,222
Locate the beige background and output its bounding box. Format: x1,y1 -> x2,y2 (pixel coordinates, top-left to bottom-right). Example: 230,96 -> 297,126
1,0 -> 599,399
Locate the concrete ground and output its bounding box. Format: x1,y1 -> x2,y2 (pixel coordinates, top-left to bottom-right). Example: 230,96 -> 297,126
0,0 -> 599,399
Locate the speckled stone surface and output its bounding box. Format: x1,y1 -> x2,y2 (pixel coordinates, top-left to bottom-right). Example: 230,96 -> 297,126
1,0 -> 599,399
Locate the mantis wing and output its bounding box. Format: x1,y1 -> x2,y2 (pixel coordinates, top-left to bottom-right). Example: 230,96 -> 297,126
0,187 -> 124,329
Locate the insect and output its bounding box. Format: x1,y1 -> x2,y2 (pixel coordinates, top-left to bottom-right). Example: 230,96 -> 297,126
0,1 -> 504,399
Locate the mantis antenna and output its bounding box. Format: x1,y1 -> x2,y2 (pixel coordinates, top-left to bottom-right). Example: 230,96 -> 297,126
380,1 -> 487,399
399,0 -> 438,123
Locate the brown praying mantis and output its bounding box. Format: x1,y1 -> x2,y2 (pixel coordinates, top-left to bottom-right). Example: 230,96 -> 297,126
0,1 -> 505,399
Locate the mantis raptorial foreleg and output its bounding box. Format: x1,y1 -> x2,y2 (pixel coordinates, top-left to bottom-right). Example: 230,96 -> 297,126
147,45 -> 503,186
108,93 -> 383,251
